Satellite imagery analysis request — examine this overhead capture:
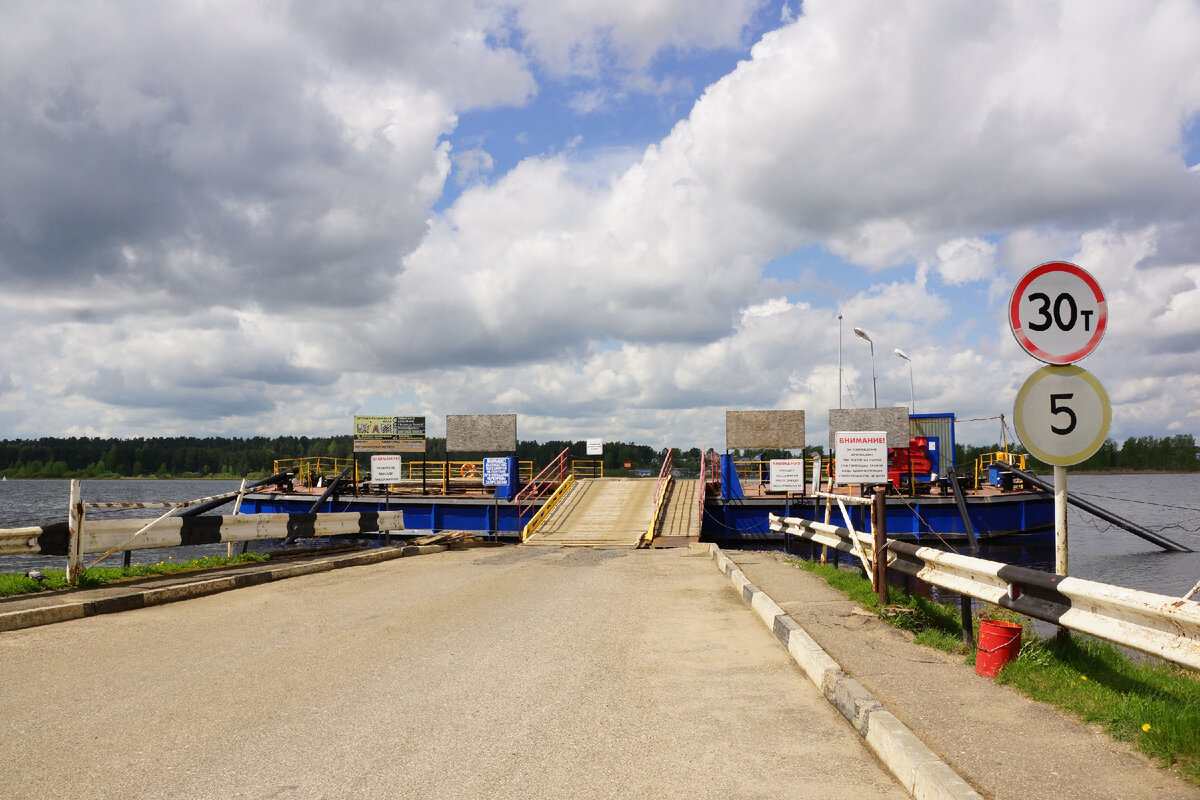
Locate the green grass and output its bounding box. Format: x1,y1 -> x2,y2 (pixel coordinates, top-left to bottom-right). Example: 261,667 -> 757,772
0,552 -> 270,597
787,556 -> 1200,786
997,634 -> 1200,783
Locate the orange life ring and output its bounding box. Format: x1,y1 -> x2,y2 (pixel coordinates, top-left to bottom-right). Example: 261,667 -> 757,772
460,463 -> 479,478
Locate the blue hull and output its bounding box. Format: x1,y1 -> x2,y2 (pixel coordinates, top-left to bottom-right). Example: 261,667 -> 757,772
239,493 -> 532,534
241,489 -> 1053,545
701,493 -> 1054,544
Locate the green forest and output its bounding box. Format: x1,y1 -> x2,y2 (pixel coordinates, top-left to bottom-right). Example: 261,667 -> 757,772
954,434 -> 1200,473
0,432 -> 1194,479
0,436 -> 674,479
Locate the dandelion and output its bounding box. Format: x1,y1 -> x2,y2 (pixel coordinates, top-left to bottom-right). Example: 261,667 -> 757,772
1081,675 -> 1088,681
1142,723 -> 1151,732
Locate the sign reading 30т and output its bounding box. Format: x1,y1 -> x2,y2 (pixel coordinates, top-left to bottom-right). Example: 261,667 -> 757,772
1009,261 -> 1107,365
1014,365 -> 1111,466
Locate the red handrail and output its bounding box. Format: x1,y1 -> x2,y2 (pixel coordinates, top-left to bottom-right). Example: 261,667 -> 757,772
696,448 -> 710,533
652,448 -> 674,497
515,447 -> 571,526
643,448 -> 675,546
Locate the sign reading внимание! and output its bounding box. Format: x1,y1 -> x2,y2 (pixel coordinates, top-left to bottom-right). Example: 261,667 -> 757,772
834,431 -> 888,485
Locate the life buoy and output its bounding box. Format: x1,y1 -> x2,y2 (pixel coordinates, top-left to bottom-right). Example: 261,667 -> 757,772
460,463 -> 479,478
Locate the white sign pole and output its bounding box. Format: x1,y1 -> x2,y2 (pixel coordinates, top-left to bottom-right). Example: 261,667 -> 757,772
1010,261 -> 1108,580
1054,465 -> 1068,575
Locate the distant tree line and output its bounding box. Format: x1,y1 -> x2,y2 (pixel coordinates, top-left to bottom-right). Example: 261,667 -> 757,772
7,432 -> 1190,480
954,434 -> 1200,474
0,436 -> 357,479
0,436 -> 678,479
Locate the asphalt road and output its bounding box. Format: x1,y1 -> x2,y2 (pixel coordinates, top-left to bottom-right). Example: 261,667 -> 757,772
0,546 -> 908,799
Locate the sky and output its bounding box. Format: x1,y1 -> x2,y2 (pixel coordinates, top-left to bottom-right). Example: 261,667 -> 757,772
2,0 -> 1200,450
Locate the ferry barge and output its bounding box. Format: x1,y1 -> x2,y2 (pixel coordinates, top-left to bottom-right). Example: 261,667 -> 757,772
237,442 -> 1053,545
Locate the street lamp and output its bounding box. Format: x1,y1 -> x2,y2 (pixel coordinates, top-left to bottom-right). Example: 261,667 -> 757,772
838,311 -> 844,409
853,327 -> 877,408
894,348 -> 914,414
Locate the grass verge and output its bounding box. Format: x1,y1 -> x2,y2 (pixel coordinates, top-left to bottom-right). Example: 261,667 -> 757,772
998,633 -> 1200,784
0,552 -> 270,597
787,556 -> 1200,786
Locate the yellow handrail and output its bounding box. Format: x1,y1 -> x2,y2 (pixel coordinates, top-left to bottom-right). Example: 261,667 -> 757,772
273,458 -> 535,495
642,475 -> 674,547
521,475 -> 575,542
974,451 -> 1028,489
571,459 -> 604,478
273,457 -> 358,488
642,448 -> 675,547
731,458 -> 825,489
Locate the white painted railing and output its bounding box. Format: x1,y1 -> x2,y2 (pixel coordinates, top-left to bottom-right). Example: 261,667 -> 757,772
771,512 -> 1200,672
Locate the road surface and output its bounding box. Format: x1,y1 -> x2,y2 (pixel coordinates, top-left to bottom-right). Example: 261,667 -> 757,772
1,545 -> 908,799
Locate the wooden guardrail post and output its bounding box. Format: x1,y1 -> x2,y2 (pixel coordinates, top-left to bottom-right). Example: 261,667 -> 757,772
66,479 -> 83,584
872,488 -> 887,607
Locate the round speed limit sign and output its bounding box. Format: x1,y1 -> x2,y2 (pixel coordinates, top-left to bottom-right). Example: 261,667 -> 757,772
1014,365 -> 1111,466
1009,261 -> 1107,365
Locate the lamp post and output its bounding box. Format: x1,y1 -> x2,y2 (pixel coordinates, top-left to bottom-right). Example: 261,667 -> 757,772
894,348 -> 914,414
853,327 -> 877,408
838,311 -> 844,409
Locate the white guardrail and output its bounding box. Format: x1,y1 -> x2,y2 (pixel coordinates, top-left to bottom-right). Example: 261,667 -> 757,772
770,513 -> 1200,672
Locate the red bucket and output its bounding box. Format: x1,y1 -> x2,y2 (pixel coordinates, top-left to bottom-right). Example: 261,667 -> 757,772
975,619 -> 1023,677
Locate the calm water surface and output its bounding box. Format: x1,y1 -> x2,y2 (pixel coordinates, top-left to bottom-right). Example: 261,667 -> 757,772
2,475 -> 1200,596
0,479 -> 268,573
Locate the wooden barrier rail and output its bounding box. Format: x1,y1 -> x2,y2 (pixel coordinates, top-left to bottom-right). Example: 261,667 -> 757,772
770,512 -> 1200,672
2,509 -> 405,579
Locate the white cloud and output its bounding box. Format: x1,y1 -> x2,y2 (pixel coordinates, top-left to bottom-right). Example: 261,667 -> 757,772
4,0 -> 1200,450
935,238 -> 997,285
684,0 -> 1200,268
511,0 -> 765,78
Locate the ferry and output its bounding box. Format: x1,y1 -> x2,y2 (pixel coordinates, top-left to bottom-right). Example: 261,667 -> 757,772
237,412 -> 1057,545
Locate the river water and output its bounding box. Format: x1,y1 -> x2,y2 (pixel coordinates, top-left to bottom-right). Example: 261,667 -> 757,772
0,479 -> 265,574
2,475 -> 1200,596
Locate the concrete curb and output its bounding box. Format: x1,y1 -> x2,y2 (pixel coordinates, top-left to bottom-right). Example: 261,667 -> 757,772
708,544 -> 983,800
0,544 -> 448,633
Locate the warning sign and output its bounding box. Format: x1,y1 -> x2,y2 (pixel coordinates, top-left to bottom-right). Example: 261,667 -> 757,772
834,431 -> 888,485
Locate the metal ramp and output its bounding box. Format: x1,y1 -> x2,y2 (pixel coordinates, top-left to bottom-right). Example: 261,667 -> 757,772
651,479 -> 700,548
523,478 -> 658,547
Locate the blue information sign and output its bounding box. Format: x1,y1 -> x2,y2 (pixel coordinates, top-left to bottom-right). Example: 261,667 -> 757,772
482,457 -> 511,487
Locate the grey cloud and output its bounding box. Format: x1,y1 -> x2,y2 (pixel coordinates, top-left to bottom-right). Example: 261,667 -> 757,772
0,2 -> 482,316
286,0 -> 534,109
78,368 -> 279,421
1146,332 -> 1200,357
